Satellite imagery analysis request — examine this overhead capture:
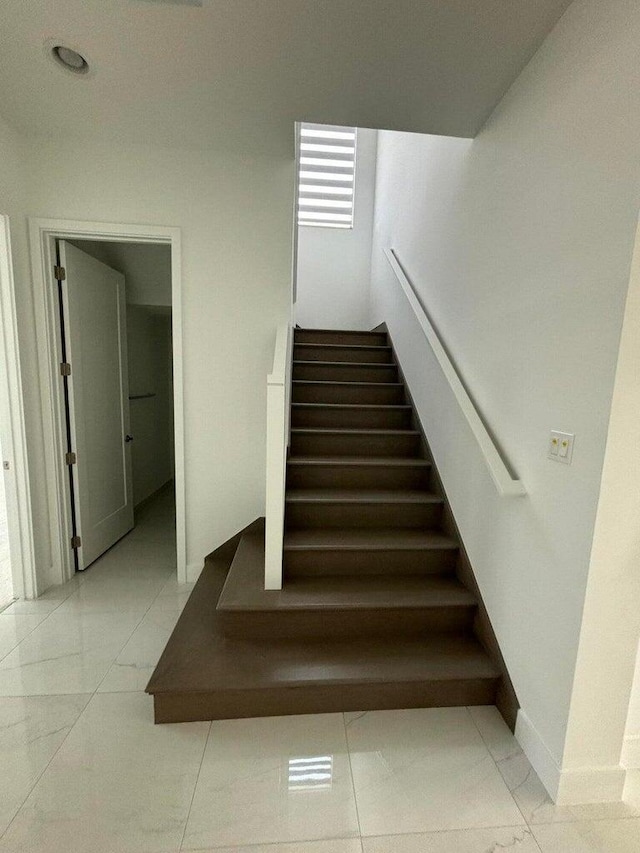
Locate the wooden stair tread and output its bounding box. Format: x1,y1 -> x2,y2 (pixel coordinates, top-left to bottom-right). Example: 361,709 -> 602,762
295,327 -> 387,336
293,380 -> 404,388
294,360 -> 397,368
219,528 -> 471,613
291,427 -> 420,436
286,489 -> 442,504
284,528 -> 459,550
151,635 -> 499,694
295,329 -> 388,340
147,554 -> 498,702
294,343 -> 392,352
292,403 -> 411,410
288,456 -> 431,467
221,572 -> 475,613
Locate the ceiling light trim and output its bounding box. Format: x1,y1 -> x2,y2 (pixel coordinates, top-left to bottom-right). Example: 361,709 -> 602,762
43,37 -> 95,79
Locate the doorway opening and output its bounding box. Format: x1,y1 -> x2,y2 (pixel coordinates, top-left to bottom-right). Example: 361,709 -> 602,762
29,219 -> 185,593
60,239 -> 175,573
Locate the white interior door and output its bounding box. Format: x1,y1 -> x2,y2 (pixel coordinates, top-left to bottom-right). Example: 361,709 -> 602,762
59,241 -> 134,569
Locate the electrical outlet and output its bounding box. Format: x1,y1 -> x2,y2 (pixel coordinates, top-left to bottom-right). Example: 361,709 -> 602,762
549,431 -> 574,464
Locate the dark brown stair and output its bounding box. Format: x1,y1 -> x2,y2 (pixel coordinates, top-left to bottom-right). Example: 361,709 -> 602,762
292,403 -> 413,430
293,361 -> 399,383
217,524 -> 475,639
290,427 -> 421,457
286,457 -> 432,489
292,380 -> 406,405
295,328 -> 388,346
285,490 -> 444,529
147,326 -> 517,727
293,343 -> 394,363
284,528 -> 460,576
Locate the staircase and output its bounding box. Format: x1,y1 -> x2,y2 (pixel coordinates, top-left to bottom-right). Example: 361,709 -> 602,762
147,327 -> 515,725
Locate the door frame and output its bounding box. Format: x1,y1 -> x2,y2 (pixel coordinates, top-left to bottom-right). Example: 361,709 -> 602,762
29,218 -> 187,585
0,215 -> 37,600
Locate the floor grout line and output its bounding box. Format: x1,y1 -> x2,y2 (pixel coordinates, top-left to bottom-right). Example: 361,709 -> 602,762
342,710 -> 365,847
178,718 -> 213,852
0,579 -> 79,663
92,578 -> 175,695
0,690 -> 94,843
179,834 -> 365,852
463,705 -> 533,831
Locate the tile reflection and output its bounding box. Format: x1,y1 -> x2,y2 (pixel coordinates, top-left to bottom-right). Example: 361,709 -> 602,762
288,755 -> 334,791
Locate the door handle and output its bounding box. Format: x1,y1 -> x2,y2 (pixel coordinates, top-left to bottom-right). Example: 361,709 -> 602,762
125,435 -> 134,443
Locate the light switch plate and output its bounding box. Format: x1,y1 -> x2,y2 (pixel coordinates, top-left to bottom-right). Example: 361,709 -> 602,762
549,430 -> 574,464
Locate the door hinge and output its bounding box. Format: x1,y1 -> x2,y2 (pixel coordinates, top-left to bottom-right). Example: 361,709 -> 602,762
71,535 -> 82,549
60,362 -> 71,376
65,451 -> 77,465
54,265 -> 66,281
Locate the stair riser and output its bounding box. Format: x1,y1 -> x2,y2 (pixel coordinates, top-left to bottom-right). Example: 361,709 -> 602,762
293,363 -> 398,383
292,382 -> 405,405
153,678 -> 498,723
286,464 -> 432,490
219,606 -> 475,641
294,345 -> 393,364
284,548 -> 458,577
291,407 -> 412,430
290,432 -> 421,457
285,502 -> 443,530
295,330 -> 388,346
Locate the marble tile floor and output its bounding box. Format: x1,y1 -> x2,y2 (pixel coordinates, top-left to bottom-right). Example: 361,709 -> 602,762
0,494 -> 639,851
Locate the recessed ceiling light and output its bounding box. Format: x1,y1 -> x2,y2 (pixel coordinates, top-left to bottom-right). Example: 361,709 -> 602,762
52,44 -> 89,74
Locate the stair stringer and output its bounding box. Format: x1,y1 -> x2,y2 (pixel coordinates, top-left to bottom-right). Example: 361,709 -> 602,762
384,325 -> 520,731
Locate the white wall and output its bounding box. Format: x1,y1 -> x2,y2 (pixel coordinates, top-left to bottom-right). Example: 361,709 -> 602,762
6,135 -> 293,585
127,306 -> 174,506
295,129 -> 377,330
369,0 -> 640,796
558,212 -> 640,802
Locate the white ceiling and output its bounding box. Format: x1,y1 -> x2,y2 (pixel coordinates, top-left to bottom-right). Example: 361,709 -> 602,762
0,0 -> 572,154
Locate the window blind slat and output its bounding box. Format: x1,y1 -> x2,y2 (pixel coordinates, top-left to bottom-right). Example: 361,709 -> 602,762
299,186 -> 353,196
300,129 -> 355,141
298,123 -> 356,229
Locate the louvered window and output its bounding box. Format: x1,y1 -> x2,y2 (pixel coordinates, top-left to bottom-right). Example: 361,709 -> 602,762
297,124 -> 357,229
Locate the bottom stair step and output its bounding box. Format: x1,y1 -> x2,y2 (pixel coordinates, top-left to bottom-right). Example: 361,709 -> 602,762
147,520 -> 499,724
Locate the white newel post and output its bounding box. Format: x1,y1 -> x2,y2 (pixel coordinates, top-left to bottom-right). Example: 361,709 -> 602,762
265,322 -> 292,589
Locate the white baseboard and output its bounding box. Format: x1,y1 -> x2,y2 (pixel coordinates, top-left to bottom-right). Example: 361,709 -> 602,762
622,735 -> 640,770
624,767 -> 640,800
186,561 -> 204,583
556,765 -> 626,804
515,709 -> 562,800
515,709 -> 626,804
